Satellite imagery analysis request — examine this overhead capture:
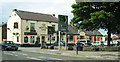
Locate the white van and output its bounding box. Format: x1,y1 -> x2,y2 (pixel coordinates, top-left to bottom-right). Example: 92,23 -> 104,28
76,39 -> 91,46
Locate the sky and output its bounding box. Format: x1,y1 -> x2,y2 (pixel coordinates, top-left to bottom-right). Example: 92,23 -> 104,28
0,0 -> 107,35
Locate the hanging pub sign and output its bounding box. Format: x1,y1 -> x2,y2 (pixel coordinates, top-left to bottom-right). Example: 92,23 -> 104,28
24,32 -> 37,35
48,26 -> 54,34
58,15 -> 68,32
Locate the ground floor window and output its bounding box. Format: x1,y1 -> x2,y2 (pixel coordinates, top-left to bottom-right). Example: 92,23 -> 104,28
80,36 -> 84,39
24,36 -> 28,43
48,37 -> 49,41
70,36 -> 73,41
36,36 -> 40,43
30,36 -> 35,43
52,37 -> 55,41
94,36 -> 96,41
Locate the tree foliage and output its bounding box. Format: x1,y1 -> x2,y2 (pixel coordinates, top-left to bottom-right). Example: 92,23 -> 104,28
71,2 -> 120,46
71,2 -> 120,33
103,35 -> 108,37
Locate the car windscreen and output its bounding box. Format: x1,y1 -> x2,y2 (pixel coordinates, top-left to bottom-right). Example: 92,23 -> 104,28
5,41 -> 14,44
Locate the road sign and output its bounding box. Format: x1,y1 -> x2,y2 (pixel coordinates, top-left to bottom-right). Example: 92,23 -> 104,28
58,15 -> 68,32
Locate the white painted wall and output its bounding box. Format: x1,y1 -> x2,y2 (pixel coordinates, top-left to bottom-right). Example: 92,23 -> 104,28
7,11 -> 22,44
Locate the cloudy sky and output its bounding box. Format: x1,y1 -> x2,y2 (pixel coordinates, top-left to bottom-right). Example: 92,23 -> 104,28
0,0 -> 107,35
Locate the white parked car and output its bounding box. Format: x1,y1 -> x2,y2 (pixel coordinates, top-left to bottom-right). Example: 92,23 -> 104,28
92,41 -> 104,46
76,39 -> 91,46
103,41 -> 113,46
112,39 -> 120,46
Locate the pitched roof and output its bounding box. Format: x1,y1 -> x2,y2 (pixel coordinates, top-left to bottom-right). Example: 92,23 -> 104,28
79,29 -> 103,36
15,10 -> 58,23
68,25 -> 79,35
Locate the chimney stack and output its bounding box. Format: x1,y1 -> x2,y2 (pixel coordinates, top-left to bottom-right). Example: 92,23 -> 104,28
2,22 -> 4,24
52,14 -> 55,17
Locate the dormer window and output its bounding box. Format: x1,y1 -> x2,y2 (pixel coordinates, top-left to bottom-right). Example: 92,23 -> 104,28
14,22 -> 18,29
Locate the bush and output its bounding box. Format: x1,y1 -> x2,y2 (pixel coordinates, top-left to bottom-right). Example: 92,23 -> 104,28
68,45 -> 73,50
83,47 -> 93,51
92,45 -> 99,51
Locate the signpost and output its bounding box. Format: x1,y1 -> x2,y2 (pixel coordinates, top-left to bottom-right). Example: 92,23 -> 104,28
58,15 -> 68,50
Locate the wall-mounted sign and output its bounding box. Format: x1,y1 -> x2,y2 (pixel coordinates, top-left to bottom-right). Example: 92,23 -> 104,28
39,24 -> 47,31
24,32 -> 37,35
48,26 -> 54,34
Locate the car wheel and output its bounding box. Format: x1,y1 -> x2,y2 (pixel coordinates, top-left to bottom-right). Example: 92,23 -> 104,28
4,48 -> 7,51
15,48 -> 18,51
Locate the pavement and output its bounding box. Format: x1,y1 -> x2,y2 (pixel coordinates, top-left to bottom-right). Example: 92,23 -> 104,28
19,47 -> 120,60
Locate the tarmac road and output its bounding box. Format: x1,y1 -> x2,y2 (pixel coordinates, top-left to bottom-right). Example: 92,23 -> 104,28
1,47 -> 120,62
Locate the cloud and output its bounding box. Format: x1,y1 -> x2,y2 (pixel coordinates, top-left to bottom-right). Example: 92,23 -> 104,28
0,0 -> 75,24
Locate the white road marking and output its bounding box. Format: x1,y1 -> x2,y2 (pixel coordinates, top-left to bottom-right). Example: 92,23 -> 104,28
49,57 -> 62,60
15,53 -> 27,55
26,57 -> 42,60
17,53 -> 22,54
4,53 -> 11,55
12,52 -> 17,53
38,57 -> 46,59
3,51 -> 7,53
9,54 -> 14,55
22,54 -> 27,56
14,55 -> 18,56
48,50 -> 59,51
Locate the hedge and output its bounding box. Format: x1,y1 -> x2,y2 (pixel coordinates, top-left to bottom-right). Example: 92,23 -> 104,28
45,46 -> 120,51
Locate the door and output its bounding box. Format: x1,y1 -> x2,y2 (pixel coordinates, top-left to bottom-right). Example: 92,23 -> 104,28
41,36 -> 45,49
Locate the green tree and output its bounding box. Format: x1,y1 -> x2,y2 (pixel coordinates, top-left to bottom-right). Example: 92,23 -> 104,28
103,35 -> 108,37
71,2 -> 120,46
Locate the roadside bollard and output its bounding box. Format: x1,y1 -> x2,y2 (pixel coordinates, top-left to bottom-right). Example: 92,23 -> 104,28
76,43 -> 78,55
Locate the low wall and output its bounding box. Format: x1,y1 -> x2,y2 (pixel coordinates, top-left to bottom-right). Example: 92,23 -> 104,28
46,46 -> 120,51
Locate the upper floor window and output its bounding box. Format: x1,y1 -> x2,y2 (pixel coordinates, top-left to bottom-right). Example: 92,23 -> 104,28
30,23 -> 35,30
52,25 -> 55,32
14,22 -> 18,29
52,25 -> 55,29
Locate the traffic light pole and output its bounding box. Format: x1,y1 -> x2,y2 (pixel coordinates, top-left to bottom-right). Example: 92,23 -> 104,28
59,31 -> 61,50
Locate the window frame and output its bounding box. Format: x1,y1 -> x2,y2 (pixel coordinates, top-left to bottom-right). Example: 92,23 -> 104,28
14,22 -> 18,29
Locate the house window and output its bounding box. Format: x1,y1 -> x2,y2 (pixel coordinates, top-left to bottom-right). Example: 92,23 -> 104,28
24,36 -> 28,43
70,36 -> 73,41
94,36 -> 96,41
17,36 -> 19,42
30,36 -> 35,43
48,37 -> 49,41
52,37 -> 55,41
52,25 -> 55,30
80,36 -> 84,39
14,22 -> 18,29
30,23 -> 35,30
36,36 -> 40,43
